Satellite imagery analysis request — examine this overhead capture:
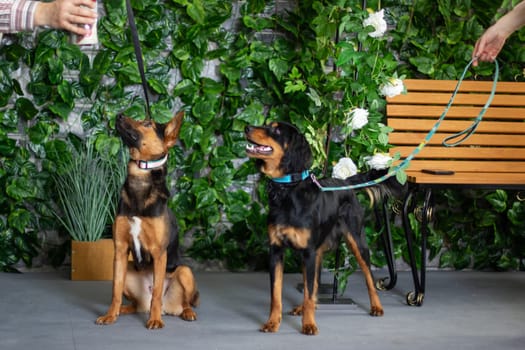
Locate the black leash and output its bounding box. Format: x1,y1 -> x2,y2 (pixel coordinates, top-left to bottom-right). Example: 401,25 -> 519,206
125,0 -> 152,120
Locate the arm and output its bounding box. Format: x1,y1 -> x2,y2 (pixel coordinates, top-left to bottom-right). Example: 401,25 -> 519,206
472,1 -> 525,66
0,0 -> 97,34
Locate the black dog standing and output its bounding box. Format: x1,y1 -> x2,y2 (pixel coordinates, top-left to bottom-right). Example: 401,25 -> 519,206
246,121 -> 398,335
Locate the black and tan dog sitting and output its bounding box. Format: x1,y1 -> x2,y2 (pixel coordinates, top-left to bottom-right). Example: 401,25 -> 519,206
245,121 -> 400,335
96,111 -> 198,329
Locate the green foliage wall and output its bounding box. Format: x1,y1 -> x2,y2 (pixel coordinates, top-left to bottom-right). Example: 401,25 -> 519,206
0,0 -> 523,272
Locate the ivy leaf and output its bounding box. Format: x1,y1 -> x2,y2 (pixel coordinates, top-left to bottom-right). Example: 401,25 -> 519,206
181,59 -> 204,82
507,202 -> 525,226
92,49 -> 113,75
0,67 -> 13,107
150,103 -> 173,124
395,170 -> 407,185
44,139 -> 70,164
268,58 -> 288,81
225,190 -> 251,223
48,57 -> 64,85
186,0 -> 206,24
409,56 -> 435,75
0,136 -> 16,158
180,123 -> 204,146
284,79 -> 306,93
336,42 -> 356,66
201,78 -> 224,95
196,186 -> 218,209
210,146 -> 235,167
27,121 -> 55,145
145,78 -> 166,95
8,209 -> 31,234
26,81 -> 51,104
15,98 -> 38,120
233,101 -> 264,131
94,134 -> 122,157
174,79 -> 199,99
486,190 -> 507,213
192,97 -> 216,126
6,178 -> 37,201
219,65 -> 241,83
210,165 -> 233,190
57,81 -> 74,107
48,102 -> 72,120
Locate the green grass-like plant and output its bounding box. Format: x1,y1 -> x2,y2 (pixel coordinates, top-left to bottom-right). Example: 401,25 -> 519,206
52,142 -> 124,242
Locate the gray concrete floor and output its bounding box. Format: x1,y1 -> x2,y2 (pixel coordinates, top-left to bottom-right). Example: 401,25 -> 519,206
1,269 -> 524,350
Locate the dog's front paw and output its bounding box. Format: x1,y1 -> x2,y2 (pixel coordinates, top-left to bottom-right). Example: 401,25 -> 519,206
301,323 -> 319,335
180,308 -> 197,321
146,318 -> 165,329
370,306 -> 384,317
260,320 -> 280,333
95,314 -> 118,325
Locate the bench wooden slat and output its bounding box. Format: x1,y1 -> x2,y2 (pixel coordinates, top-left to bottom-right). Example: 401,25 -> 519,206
387,105 -> 525,119
392,146 -> 525,160
396,160 -> 525,173
388,119 -> 525,134
389,133 -> 525,147
388,92 -> 525,106
400,79 -> 525,93
406,172 -> 525,185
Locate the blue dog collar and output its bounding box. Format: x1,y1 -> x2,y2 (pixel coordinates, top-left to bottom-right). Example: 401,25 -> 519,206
271,170 -> 310,184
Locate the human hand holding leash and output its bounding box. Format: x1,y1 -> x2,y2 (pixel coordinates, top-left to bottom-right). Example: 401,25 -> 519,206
472,0 -> 525,66
33,0 -> 97,36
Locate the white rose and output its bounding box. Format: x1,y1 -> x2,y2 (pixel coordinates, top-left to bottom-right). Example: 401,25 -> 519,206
363,9 -> 387,38
365,153 -> 392,170
332,157 -> 358,179
347,108 -> 369,130
380,78 -> 404,98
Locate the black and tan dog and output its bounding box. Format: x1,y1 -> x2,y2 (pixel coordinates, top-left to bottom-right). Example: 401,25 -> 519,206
245,121 -> 399,335
96,112 -> 198,329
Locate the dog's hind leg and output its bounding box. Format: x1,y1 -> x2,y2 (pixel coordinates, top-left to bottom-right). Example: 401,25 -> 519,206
344,232 -> 384,316
173,265 -> 198,321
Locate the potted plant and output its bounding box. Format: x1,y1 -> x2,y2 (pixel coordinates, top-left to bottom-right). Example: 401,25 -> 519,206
52,139 -> 125,280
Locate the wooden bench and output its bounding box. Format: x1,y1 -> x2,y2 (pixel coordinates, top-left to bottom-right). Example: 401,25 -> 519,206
385,79 -> 525,306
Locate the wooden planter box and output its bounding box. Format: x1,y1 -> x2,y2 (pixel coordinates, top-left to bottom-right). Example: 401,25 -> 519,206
71,239 -> 114,281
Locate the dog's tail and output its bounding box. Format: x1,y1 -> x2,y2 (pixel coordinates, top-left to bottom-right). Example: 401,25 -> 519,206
344,169 -> 406,207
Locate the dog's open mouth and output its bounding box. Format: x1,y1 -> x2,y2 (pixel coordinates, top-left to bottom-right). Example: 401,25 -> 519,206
246,142 -> 273,156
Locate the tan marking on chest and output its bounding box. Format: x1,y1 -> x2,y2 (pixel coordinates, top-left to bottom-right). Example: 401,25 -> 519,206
268,224 -> 311,249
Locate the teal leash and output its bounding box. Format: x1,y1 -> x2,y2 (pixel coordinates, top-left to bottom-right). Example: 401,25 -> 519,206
312,59 -> 499,192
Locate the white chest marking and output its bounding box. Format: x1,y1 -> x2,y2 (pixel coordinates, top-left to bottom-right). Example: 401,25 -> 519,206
129,216 -> 143,263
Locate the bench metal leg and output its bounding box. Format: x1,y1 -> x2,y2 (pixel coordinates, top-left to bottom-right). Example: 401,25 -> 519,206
375,199 -> 397,291
402,187 -> 432,306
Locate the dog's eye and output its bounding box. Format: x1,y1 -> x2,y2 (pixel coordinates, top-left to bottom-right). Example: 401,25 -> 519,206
143,121 -> 152,127
274,127 -> 281,135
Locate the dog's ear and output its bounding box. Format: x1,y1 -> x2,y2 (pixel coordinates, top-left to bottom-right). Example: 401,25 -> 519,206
164,111 -> 184,148
282,131 -> 313,173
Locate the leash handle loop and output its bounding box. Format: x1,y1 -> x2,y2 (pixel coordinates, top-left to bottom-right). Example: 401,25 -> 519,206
442,59 -> 499,147
125,0 -> 152,120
